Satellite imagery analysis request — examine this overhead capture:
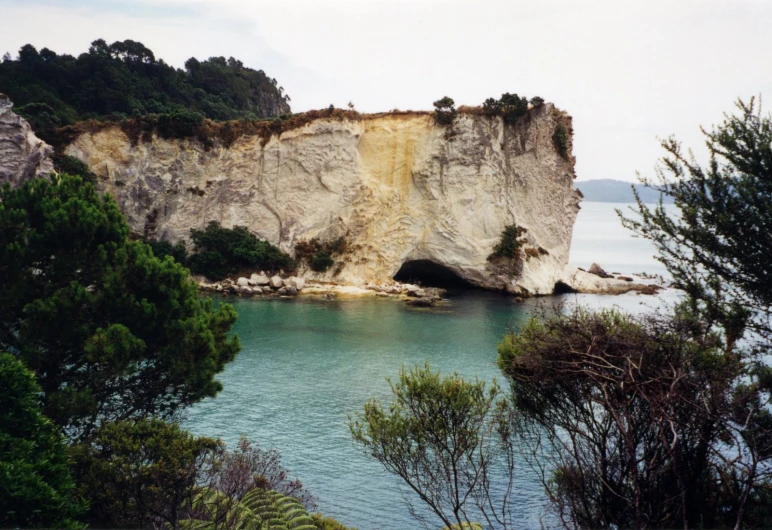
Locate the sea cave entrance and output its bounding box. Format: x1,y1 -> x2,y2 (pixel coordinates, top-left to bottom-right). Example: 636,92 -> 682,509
393,259 -> 475,289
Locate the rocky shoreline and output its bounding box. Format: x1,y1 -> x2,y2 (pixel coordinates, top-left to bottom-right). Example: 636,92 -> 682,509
195,272 -> 449,307
195,260 -> 667,309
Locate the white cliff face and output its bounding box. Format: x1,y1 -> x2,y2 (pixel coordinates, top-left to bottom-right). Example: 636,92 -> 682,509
0,94 -> 54,185
65,105 -> 581,294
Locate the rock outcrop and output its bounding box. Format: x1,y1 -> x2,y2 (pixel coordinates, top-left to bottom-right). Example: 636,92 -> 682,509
0,94 -> 54,186
64,105 -> 581,294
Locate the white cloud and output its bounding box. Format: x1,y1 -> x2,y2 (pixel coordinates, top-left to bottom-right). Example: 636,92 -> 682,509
1,0 -> 770,181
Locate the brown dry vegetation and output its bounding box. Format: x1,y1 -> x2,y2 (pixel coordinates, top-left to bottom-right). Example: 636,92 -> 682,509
49,105 -> 546,153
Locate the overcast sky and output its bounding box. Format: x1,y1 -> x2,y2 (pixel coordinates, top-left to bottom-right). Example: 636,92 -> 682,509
2,0 -> 770,181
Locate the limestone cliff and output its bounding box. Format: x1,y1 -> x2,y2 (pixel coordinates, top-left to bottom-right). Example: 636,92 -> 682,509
0,94 -> 53,186
63,105 -> 580,294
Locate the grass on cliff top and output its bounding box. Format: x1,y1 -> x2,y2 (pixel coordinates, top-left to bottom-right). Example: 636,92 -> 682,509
47,104 -> 566,153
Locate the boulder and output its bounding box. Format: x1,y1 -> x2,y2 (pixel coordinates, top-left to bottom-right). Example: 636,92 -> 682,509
285,285 -> 298,296
239,285 -> 252,294
588,263 -> 612,278
251,273 -> 270,286
407,297 -> 434,307
288,277 -> 305,291
251,286 -> 263,295
277,287 -> 288,295
407,287 -> 426,298
237,277 -> 249,287
270,275 -> 283,289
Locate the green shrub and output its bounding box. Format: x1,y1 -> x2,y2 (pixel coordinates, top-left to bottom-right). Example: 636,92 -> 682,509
488,224 -> 527,260
482,93 -> 542,125
553,122 -> 569,159
52,153 -> 97,183
433,96 -> 457,126
294,236 -> 347,273
70,418 -> 221,528
310,251 -> 334,272
189,221 -> 295,280
148,239 -> 189,264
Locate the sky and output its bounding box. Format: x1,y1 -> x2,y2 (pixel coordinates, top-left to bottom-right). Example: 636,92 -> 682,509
2,0 -> 771,182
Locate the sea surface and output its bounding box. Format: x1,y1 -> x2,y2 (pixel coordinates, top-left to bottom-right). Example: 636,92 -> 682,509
184,202 -> 680,529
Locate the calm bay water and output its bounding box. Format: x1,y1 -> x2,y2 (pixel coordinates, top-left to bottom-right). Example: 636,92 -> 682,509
184,202 -> 679,529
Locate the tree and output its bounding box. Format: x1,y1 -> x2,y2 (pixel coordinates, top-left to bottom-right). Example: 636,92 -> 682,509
70,418 -> 221,528
616,96 -> 772,528
498,306 -> 771,529
621,98 -> 772,337
350,363 -> 517,530
433,96 -> 457,126
0,353 -> 81,527
0,175 -> 240,438
482,93 -> 530,125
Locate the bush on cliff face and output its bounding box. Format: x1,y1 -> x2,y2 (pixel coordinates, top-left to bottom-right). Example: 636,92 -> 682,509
189,221 -> 296,280
488,224 -> 527,261
294,237 -> 347,273
553,122 -> 569,159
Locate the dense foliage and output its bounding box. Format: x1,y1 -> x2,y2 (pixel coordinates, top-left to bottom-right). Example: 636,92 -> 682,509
351,363 -> 517,529
482,93 -> 543,125
294,237 -> 347,273
148,238 -> 189,265
0,175 -> 240,437
0,39 -> 290,132
0,353 -> 81,527
71,421 -> 324,529
71,418 -> 221,528
188,221 -> 296,280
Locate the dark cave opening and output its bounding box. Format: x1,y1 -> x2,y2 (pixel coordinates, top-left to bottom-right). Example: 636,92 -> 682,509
393,259 -> 476,289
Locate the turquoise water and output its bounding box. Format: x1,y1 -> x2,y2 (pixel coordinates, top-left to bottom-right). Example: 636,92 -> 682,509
184,202 -> 680,529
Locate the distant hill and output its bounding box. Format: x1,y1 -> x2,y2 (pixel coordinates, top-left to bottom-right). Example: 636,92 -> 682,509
575,179 -> 674,203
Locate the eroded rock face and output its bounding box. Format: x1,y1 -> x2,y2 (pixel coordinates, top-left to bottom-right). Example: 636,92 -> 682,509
0,94 -> 54,186
65,106 -> 581,294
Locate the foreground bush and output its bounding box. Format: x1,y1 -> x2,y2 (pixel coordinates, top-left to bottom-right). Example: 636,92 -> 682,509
71,418 -> 221,528
0,353 -> 81,527
499,306 -> 772,529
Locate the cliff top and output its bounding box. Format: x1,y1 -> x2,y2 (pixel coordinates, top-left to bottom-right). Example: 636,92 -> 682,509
47,102 -> 567,153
